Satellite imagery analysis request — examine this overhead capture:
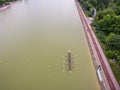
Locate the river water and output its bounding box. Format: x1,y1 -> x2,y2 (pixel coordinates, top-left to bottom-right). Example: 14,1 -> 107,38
0,0 -> 100,90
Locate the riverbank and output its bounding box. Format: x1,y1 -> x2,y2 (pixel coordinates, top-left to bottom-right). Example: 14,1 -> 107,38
0,4 -> 11,11
0,0 -> 22,11
78,0 -> 120,85
74,0 -> 120,90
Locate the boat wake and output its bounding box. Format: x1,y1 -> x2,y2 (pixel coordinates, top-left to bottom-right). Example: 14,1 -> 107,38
62,50 -> 78,74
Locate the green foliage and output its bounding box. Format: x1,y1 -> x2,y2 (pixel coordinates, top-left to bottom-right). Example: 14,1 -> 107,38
117,56 -> 120,66
106,50 -> 114,59
106,34 -> 120,51
116,0 -> 120,6
0,0 -> 5,5
88,0 -> 97,8
96,8 -> 115,20
98,15 -> 120,35
83,1 -> 92,11
114,6 -> 120,15
78,0 -> 114,11
106,33 -> 115,42
96,30 -> 106,44
0,0 -> 17,6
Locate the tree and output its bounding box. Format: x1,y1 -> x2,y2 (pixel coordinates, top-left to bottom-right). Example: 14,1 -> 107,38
106,34 -> 120,51
114,6 -> 120,15
96,8 -> 114,20
106,50 -> 114,59
0,0 -> 5,5
98,15 -> 120,35
117,56 -> 120,66
96,30 -> 107,44
88,0 -> 97,8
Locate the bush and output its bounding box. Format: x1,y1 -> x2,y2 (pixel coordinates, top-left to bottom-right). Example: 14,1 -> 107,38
106,34 -> 120,51
98,15 -> 120,35
96,30 -> 106,44
106,50 -> 114,59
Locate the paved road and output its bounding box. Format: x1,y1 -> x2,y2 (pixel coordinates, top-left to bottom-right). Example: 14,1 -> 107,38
74,0 -> 120,90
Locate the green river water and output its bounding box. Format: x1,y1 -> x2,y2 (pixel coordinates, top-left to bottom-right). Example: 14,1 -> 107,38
0,0 -> 100,90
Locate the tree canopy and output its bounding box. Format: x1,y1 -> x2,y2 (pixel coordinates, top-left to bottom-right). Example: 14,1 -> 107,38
98,15 -> 120,35
0,0 -> 17,6
106,34 -> 120,51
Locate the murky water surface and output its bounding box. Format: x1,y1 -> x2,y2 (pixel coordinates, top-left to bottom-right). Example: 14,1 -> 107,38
0,0 -> 100,90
